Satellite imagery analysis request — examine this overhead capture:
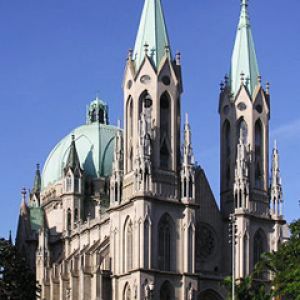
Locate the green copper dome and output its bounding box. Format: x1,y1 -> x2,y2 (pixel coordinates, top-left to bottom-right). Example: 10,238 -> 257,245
42,98 -> 120,189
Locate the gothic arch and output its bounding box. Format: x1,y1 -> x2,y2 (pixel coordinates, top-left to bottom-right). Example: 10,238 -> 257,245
160,281 -> 175,300
160,91 -> 172,169
223,120 -> 231,188
158,213 -> 176,271
198,289 -> 223,300
123,217 -> 134,272
67,208 -> 71,229
139,90 -> 153,115
126,97 -> 133,172
253,228 -> 267,267
123,282 -> 131,300
255,119 -> 264,188
236,117 -> 248,144
144,217 -> 151,269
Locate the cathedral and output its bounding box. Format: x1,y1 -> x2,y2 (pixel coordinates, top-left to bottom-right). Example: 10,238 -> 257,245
16,0 -> 287,299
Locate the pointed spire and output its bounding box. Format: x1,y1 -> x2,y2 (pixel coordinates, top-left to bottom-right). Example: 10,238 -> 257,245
181,113 -> 195,202
20,188 -> 28,216
32,163 -> 41,194
65,135 -> 81,171
271,141 -> 283,216
133,0 -> 171,70
230,0 -> 260,96
183,113 -> 194,166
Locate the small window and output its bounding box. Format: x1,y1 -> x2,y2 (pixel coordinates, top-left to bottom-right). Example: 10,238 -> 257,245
66,175 -> 72,192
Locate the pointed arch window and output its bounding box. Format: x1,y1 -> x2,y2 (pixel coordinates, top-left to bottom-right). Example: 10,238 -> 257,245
158,214 -> 174,271
114,182 -> 119,202
160,140 -> 170,170
124,283 -> 131,300
74,176 -> 80,193
160,92 -> 171,169
255,120 -> 263,188
128,147 -> 133,172
126,98 -> 134,172
223,121 -> 231,188
188,225 -> 194,272
66,175 -> 72,192
237,118 -> 248,144
144,219 -> 150,269
189,175 -> 193,198
124,219 -> 133,272
253,230 -> 266,268
67,208 -> 71,230
74,208 -> 79,224
139,91 -> 153,116
160,281 -> 174,300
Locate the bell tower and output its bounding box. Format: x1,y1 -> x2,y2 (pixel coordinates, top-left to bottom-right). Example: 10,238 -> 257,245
219,0 -> 270,218
219,0 -> 286,280
122,0 -> 182,200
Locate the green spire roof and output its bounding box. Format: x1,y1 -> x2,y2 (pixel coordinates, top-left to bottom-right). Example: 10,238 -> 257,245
32,164 -> 41,194
230,0 -> 260,96
65,135 -> 81,171
133,0 -> 171,70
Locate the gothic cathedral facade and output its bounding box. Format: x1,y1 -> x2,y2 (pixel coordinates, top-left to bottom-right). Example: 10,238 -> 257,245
16,0 -> 286,299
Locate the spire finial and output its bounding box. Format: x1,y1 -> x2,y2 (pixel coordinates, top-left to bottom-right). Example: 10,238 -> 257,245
21,187 -> 27,201
274,140 -> 278,150
133,0 -> 171,70
185,113 -> 189,125
242,0 -> 248,7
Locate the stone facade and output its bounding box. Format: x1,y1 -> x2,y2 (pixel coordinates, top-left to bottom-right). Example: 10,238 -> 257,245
16,1 -> 287,299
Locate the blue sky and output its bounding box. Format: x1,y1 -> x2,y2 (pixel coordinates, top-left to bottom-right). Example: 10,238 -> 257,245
0,0 -> 299,239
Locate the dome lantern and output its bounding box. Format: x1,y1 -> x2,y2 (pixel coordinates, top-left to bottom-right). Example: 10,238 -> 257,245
86,97 -> 109,125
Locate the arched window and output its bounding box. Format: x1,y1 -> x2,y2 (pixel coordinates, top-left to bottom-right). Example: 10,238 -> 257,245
255,120 -> 263,188
115,182 -> 119,202
123,283 -> 131,300
198,289 -> 223,300
74,176 -> 80,193
183,178 -> 187,198
139,91 -> 153,116
223,120 -> 231,159
160,140 -> 170,170
126,98 -> 133,172
67,208 -> 71,230
129,147 -> 133,172
188,226 -> 193,272
74,208 -> 78,223
66,175 -> 72,192
253,230 -> 266,267
237,118 -> 248,144
160,93 -> 171,169
189,176 -> 193,198
160,281 -> 174,300
124,219 -> 133,272
223,121 -> 231,188
158,214 -> 174,271
144,219 -> 150,269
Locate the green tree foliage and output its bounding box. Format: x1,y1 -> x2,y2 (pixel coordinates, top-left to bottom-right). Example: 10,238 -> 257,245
257,219 -> 300,300
223,275 -> 272,300
0,238 -> 36,300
